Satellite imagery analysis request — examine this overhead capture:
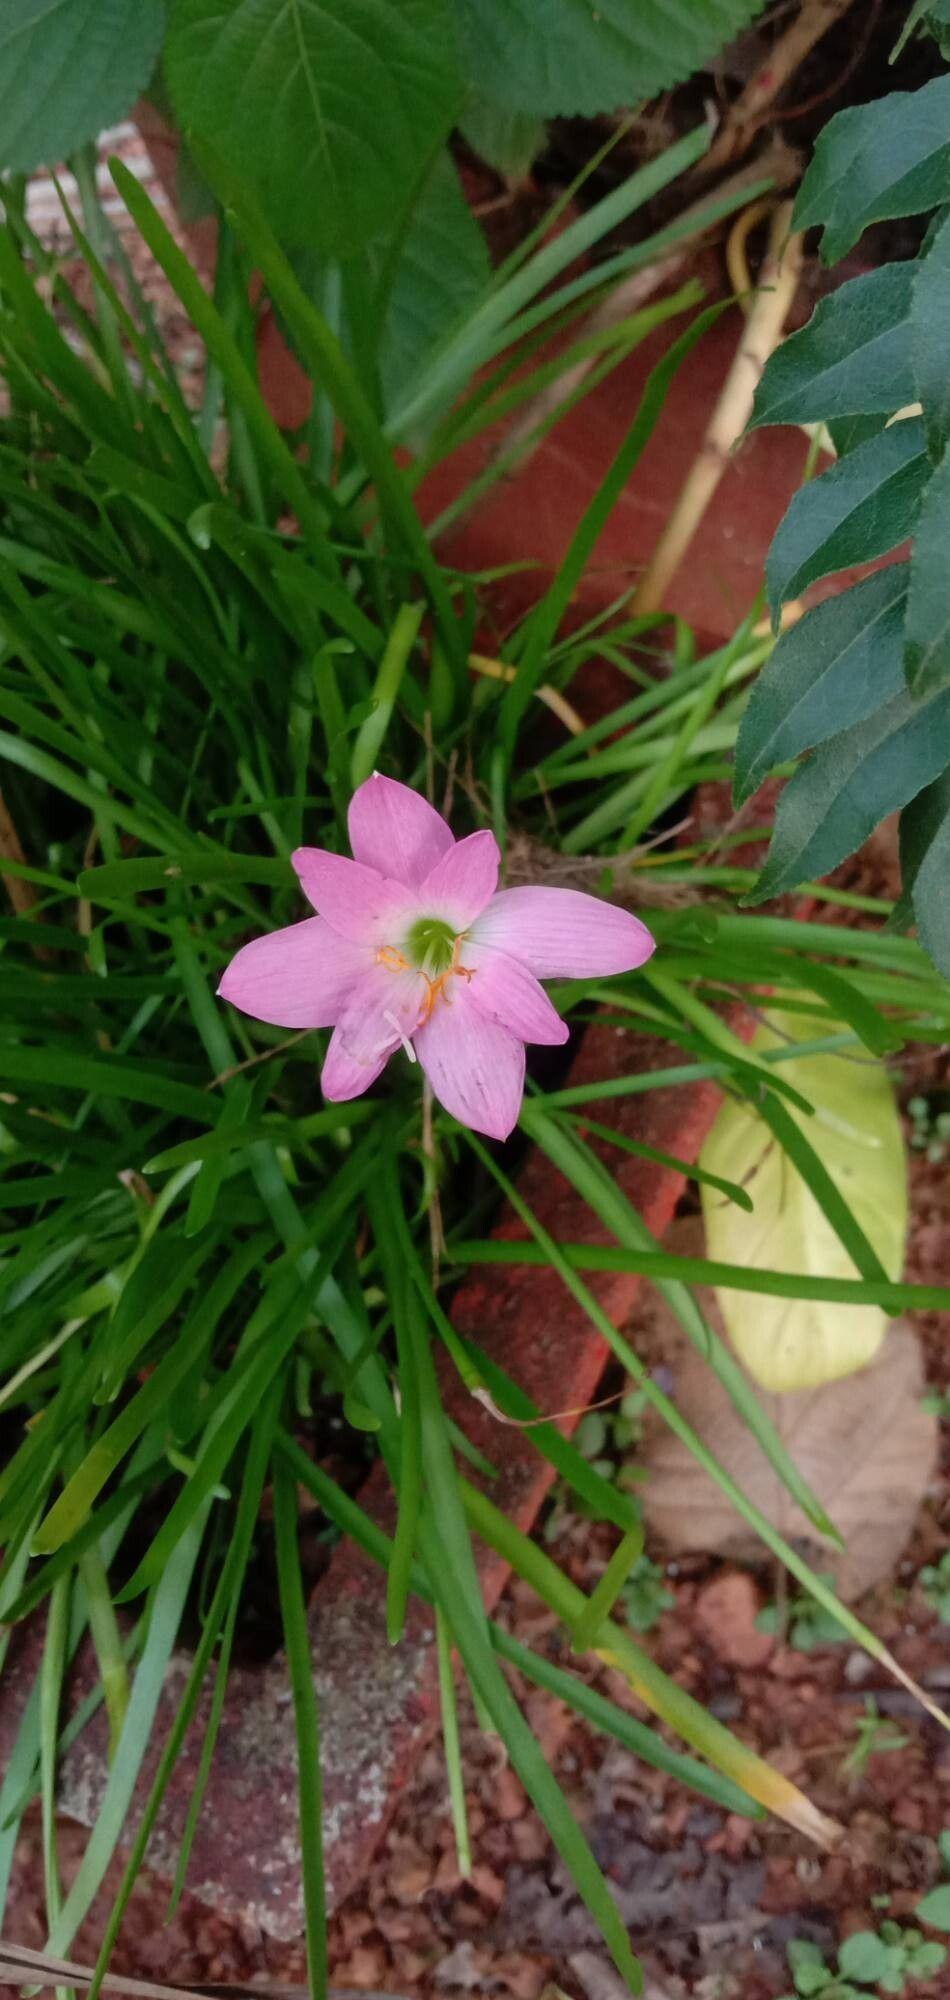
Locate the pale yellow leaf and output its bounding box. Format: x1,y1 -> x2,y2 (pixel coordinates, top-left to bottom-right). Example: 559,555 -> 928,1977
699,1009 -> 907,1391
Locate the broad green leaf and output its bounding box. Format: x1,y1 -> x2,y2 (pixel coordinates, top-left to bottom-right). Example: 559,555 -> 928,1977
749,679 -> 950,901
837,1932 -> 903,1983
375,151 -> 491,418
916,1882 -> 950,1930
900,770 -> 950,974
0,0 -> 164,172
766,423 -> 927,619
912,207 -> 950,457
164,0 -> 461,257
787,1941 -> 826,1989
826,412 -> 888,458
793,75 -> 950,264
459,95 -> 546,178
735,566 -> 908,804
700,1010 -> 906,1391
453,0 -> 768,116
750,265 -> 916,431
905,449 -> 950,691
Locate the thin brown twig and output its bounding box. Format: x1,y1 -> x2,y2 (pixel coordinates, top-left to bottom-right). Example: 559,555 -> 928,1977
440,745 -> 458,824
701,0 -> 857,177
469,650 -> 590,742
504,831 -> 712,909
765,0 -> 883,123
0,783 -> 38,919
472,1383 -> 628,1430
628,199 -> 803,619
207,1029 -> 310,1089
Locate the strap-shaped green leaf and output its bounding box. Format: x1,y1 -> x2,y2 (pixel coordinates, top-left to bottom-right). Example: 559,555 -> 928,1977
766,422 -> 928,620
793,74 -> 950,264
735,566 -> 908,804
748,678 -> 950,900
752,265 -> 917,431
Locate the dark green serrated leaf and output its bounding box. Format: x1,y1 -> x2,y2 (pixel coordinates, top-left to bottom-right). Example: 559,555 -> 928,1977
459,95 -> 546,178
375,151 -> 490,416
452,0 -> 767,116
749,680 -> 950,901
905,449 -> 950,691
751,265 -> 916,431
0,0 -> 165,172
766,421 -> 926,618
165,0 -> 461,258
912,207 -> 950,458
900,770 -> 950,974
736,566 -> 908,803
793,74 -> 950,264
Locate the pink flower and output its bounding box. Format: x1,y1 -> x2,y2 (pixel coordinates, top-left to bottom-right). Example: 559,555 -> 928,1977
218,775 -> 655,1140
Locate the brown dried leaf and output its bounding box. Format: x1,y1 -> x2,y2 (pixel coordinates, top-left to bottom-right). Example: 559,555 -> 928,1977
637,1223 -> 937,1600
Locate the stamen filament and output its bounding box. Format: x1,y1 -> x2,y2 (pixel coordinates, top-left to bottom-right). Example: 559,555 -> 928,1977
382,1009 -> 417,1063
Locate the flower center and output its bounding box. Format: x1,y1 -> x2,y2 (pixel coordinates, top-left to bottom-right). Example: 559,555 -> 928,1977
406,916 -> 457,978
375,917 -> 474,1034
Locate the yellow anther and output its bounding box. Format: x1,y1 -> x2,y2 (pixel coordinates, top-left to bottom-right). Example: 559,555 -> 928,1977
377,933 -> 474,1025
376,944 -> 410,972
419,945 -> 474,1022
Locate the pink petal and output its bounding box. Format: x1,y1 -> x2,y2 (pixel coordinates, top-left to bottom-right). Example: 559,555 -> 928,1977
217,918 -> 368,1028
470,887 -> 655,979
348,774 -> 454,888
463,942 -> 569,1046
321,1026 -> 390,1103
418,829 -> 500,931
414,982 -> 525,1140
321,962 -> 427,1102
333,961 -> 428,1066
292,847 -> 416,944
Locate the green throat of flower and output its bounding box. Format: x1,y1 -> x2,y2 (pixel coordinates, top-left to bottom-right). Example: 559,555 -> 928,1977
407,916 -> 458,977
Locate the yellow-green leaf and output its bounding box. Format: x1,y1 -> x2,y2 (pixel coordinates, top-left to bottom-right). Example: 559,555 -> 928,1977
699,1010 -> 907,1391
